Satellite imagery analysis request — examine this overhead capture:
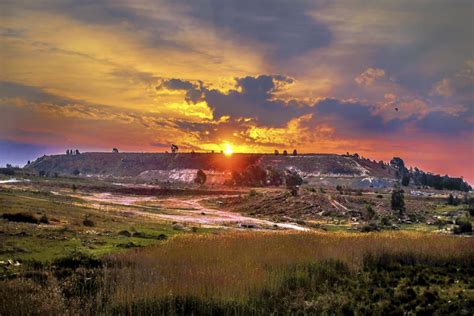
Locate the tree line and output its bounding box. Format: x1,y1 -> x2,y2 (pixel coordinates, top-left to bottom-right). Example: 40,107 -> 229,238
390,157 -> 471,192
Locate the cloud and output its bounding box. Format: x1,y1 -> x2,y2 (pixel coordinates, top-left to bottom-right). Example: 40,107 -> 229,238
354,68 -> 386,86
158,75 -> 299,126
178,0 -> 332,60
430,60 -> 474,99
416,111 -> 473,135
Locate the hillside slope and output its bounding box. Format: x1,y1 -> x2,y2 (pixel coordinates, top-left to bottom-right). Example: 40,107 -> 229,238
26,152 -> 397,183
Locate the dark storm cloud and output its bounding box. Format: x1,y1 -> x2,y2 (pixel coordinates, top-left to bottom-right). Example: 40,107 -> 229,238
158,74 -> 474,138
416,112 -> 473,136
158,75 -> 301,126
183,0 -> 331,59
370,1 -> 473,94
314,99 -> 405,133
158,79 -> 195,91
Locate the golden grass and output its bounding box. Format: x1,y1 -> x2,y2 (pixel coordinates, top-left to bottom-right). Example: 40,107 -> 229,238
107,231 -> 474,304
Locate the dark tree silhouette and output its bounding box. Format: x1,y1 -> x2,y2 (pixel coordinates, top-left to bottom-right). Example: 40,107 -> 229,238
391,189 -> 405,216
194,169 -> 207,185
285,169 -> 303,196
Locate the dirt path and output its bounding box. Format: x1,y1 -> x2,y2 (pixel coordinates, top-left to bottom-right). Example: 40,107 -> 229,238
76,193 -> 309,231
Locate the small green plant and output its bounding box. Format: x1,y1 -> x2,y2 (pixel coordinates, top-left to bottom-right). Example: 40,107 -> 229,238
248,189 -> 257,197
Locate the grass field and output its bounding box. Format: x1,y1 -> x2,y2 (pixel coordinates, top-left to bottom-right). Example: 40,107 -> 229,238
1,231 -> 473,315
1,176 -> 473,315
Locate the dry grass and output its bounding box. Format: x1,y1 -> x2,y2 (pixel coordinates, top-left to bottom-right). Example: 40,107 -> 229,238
107,231 -> 473,304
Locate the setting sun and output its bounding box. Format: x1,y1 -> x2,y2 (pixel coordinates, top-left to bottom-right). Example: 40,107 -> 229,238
223,143 -> 234,156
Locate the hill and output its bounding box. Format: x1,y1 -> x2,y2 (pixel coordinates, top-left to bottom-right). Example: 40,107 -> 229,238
25,152 -> 397,186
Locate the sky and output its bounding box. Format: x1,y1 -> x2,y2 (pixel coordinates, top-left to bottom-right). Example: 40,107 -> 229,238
0,0 -> 473,182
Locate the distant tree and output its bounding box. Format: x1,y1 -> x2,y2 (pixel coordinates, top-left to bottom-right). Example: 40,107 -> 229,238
171,144 -> 179,153
292,149 -> 298,156
194,169 -> 207,185
390,157 -> 405,170
6,164 -> 12,169
27,160 -> 30,165
401,174 -> 410,186
191,150 -> 195,155
72,169 -> 80,176
75,149 -> 80,155
112,148 -> 119,153
39,170 -> 46,177
391,188 -> 405,216
285,169 -> 303,196
353,153 -> 359,159
72,184 -> 77,192
283,150 -> 288,156
66,149 -> 70,155
447,194 -> 454,205
274,149 -> 279,155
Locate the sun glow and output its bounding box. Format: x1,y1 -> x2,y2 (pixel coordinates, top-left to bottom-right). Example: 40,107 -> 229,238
223,143 -> 234,156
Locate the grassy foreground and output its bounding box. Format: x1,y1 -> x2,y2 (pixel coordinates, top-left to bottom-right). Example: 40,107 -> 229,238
1,231 -> 473,315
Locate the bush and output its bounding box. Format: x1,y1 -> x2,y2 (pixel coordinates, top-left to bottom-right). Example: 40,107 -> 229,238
453,217 -> 472,234
376,194 -> 384,199
83,217 -> 95,227
39,214 -> 49,224
194,169 -> 207,185
0,168 -> 15,176
391,189 -> 405,216
2,212 -> 39,224
366,205 -> 375,220
360,223 -> 381,232
118,230 -> 132,237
